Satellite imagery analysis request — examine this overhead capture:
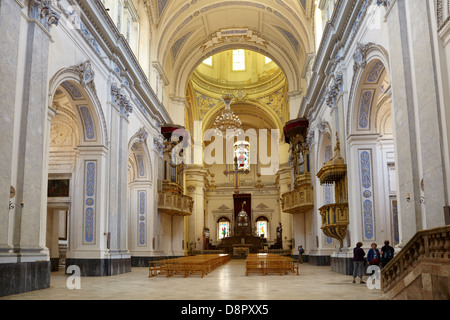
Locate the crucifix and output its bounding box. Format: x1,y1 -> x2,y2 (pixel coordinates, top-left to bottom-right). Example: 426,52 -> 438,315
224,156 -> 250,194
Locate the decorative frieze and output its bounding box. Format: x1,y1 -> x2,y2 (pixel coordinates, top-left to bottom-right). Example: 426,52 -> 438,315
83,161 -> 96,245
359,150 -> 375,241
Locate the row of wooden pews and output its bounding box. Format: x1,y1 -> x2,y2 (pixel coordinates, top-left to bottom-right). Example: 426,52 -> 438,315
245,253 -> 299,276
148,254 -> 231,278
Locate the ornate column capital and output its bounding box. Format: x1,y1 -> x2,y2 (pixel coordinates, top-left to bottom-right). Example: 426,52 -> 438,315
376,0 -> 389,7
326,73 -> 343,108
111,85 -> 133,119
306,130 -> 315,149
136,128 -> 149,143
153,136 -> 164,158
29,0 -> 60,29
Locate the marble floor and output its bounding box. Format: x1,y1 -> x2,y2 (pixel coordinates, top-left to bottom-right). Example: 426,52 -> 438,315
1,260 -> 383,300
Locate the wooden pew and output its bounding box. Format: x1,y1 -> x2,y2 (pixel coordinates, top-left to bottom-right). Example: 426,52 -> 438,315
149,254 -> 230,278
245,253 -> 299,276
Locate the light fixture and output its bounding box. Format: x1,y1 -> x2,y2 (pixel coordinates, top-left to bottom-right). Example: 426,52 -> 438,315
214,94 -> 242,139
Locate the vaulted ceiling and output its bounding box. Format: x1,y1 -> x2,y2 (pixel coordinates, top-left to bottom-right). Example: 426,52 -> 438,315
143,0 -> 315,96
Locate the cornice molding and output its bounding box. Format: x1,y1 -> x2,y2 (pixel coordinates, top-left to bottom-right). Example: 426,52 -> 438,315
69,0 -> 172,125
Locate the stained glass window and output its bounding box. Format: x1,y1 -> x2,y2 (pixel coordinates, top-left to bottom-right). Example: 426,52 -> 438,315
256,217 -> 268,238
234,141 -> 250,171
218,218 -> 230,240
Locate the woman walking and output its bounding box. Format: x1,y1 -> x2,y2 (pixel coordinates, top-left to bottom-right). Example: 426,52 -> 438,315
352,242 -> 365,284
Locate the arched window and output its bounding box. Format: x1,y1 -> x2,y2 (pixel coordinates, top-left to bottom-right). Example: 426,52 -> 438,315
203,57 -> 213,66
256,217 -> 269,238
218,217 -> 230,240
234,141 -> 250,171
233,49 -> 246,71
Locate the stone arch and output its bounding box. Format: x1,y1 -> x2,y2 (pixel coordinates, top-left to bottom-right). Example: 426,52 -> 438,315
346,44 -> 391,137
48,63 -> 109,146
315,122 -> 332,170
128,129 -> 154,183
46,64 -> 112,273
173,43 -> 300,99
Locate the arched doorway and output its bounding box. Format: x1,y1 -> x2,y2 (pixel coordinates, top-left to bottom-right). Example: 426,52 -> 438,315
348,58 -> 399,247
46,73 -> 108,275
127,135 -> 156,266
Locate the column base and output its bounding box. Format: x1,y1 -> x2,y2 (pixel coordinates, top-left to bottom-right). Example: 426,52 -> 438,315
65,257 -> 131,276
330,252 -> 354,275
0,260 -> 50,297
308,254 -> 331,266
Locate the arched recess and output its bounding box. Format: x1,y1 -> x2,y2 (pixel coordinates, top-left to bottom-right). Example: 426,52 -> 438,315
127,133 -> 154,260
46,65 -> 109,273
48,63 -> 108,146
347,53 -> 400,248
172,43 -> 300,99
156,0 -> 313,98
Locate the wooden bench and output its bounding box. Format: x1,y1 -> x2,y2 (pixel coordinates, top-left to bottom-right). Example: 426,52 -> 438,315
149,254 -> 230,278
245,254 -> 299,276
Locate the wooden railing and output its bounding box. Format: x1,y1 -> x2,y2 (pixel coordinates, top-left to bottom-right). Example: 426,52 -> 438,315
381,225 -> 450,293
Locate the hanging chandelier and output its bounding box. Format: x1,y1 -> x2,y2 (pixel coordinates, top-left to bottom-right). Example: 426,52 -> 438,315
214,94 -> 242,138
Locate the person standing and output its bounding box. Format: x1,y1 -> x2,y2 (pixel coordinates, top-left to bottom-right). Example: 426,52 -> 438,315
367,243 -> 381,266
352,242 -> 365,284
298,245 -> 304,264
380,240 -> 395,268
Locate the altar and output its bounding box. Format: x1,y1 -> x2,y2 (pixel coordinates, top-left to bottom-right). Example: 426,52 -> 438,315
232,244 -> 252,257
217,198 -> 264,256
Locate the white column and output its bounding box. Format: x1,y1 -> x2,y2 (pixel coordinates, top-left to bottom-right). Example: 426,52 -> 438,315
0,0 -> 23,254
186,166 -> 207,251
12,2 -> 59,260
278,164 -> 293,250
67,146 -> 109,261
287,92 -> 303,121
169,96 -> 187,127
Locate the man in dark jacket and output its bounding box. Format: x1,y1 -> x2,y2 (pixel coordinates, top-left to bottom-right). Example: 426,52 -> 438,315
352,242 -> 365,284
380,240 -> 395,268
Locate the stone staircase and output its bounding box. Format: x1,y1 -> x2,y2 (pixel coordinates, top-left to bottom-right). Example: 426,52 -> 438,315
381,226 -> 450,300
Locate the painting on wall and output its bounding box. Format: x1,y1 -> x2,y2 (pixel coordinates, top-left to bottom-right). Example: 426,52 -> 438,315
48,179 -> 70,198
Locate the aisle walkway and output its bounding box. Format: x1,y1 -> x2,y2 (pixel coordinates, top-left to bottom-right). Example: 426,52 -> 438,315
1,260 -> 383,300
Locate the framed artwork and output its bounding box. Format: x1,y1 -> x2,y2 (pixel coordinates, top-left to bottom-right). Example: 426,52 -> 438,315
48,179 -> 70,198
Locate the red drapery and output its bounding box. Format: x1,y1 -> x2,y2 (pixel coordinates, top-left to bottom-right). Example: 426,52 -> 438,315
233,194 -> 251,222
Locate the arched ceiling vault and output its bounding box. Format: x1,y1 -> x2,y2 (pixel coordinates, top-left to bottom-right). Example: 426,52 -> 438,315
146,0 -> 315,96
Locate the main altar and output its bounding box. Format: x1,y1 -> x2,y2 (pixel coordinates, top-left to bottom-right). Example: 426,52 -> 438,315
217,196 -> 266,257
